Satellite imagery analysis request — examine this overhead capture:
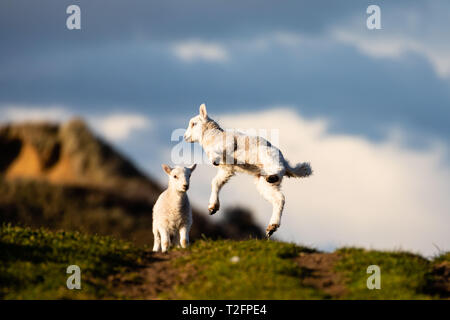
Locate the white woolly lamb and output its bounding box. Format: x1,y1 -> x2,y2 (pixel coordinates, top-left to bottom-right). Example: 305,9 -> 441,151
152,164 -> 196,253
183,104 -> 312,238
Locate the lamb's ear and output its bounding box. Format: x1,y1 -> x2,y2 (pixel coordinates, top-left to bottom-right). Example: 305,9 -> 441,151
188,164 -> 197,172
199,103 -> 208,119
162,164 -> 172,175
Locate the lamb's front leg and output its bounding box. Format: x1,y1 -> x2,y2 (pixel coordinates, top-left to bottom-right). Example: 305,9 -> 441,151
207,150 -> 223,166
160,230 -> 170,253
208,167 -> 234,215
152,228 -> 161,252
179,226 -> 189,249
255,176 -> 285,238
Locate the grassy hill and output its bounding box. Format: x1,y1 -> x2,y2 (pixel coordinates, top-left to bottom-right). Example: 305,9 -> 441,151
1,224 -> 448,300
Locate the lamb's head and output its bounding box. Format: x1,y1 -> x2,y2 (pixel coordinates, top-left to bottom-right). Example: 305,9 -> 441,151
184,103 -> 213,143
162,163 -> 197,192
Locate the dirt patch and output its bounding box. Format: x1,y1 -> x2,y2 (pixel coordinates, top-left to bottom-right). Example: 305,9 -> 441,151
295,252 -> 347,298
114,250 -> 349,299
109,250 -> 192,299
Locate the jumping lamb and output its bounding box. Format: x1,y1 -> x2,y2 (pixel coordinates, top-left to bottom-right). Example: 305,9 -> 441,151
152,163 -> 196,253
183,104 -> 312,238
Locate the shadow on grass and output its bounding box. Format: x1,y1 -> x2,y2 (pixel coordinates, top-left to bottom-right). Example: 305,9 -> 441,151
0,242 -> 53,264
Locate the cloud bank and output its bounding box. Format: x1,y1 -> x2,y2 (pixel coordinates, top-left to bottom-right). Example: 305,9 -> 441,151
0,106 -> 151,142
172,40 -> 229,62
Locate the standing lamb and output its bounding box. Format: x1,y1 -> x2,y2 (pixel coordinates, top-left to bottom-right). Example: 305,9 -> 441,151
183,103 -> 312,238
152,164 -> 197,253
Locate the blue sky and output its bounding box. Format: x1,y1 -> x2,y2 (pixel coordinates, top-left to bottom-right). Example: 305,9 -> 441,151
1,0 -> 450,144
1,1 -> 449,255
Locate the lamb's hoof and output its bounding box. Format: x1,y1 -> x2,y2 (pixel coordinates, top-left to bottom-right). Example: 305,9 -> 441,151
265,224 -> 279,238
266,175 -> 279,184
208,203 -> 220,215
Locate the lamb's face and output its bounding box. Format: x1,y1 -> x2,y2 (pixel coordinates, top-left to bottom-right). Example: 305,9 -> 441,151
163,164 -> 197,192
184,103 -> 208,143
184,115 -> 205,143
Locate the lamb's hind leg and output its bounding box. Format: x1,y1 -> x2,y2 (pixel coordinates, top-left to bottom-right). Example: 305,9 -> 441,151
255,176 -> 285,238
208,167 -> 234,215
173,232 -> 180,248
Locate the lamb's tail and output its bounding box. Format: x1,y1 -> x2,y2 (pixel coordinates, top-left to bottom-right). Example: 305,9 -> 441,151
285,161 -> 313,178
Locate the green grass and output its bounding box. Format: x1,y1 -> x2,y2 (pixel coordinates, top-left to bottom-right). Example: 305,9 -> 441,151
0,224 -> 146,299
1,224 -> 448,300
335,247 -> 436,299
433,251 -> 450,264
0,178 -> 156,246
167,239 -> 323,299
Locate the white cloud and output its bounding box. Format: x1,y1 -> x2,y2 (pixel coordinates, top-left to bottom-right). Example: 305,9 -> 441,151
186,108 -> 450,256
90,113 -> 151,142
334,29 -> 450,78
0,105 -> 151,142
172,40 -> 229,62
0,105 -> 71,123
